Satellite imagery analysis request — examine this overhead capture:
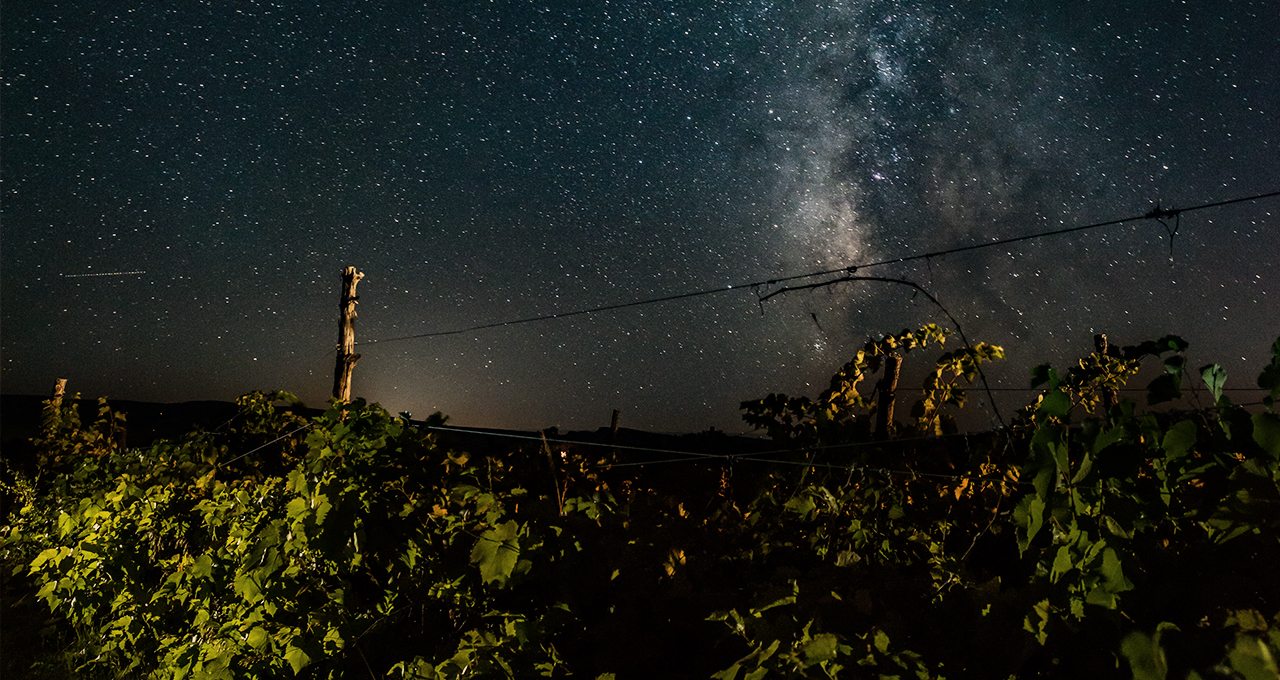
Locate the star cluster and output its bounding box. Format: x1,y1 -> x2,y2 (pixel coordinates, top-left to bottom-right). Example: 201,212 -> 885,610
3,1 -> 1277,431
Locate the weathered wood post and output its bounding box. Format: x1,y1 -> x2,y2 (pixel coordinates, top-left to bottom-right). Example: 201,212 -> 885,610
875,353 -> 902,439
51,377 -> 68,408
1094,333 -> 1115,412
332,266 -> 365,403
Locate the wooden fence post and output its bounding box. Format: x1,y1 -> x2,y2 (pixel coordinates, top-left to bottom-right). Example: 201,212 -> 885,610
332,266 -> 365,403
1094,333 -> 1116,411
51,377 -> 68,408
875,353 -> 902,439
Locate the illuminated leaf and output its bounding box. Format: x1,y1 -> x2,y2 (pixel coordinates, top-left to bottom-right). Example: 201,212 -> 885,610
1100,547 -> 1134,593
470,521 -> 520,585
1039,390 -> 1071,418
802,633 -> 839,665
30,548 -> 61,571
1120,631 -> 1168,680
233,572 -> 263,604
1015,496 -> 1047,553
191,554 -> 213,580
1201,364 -> 1227,403
284,645 -> 311,675
1226,636 -> 1280,680
247,627 -> 270,649
1050,546 -> 1074,583
784,495 -> 816,518
1162,420 -> 1196,461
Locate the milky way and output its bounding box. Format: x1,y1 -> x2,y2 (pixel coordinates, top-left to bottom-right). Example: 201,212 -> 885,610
3,1 -> 1277,431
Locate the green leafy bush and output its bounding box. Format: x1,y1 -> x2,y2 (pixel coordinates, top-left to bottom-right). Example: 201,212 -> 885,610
2,332 -> 1277,679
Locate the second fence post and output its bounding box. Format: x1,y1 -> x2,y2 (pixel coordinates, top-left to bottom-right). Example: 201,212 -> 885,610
875,352 -> 902,439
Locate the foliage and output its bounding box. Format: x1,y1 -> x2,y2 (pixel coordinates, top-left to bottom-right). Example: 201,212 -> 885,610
741,324 -> 1004,443
2,331 -> 1278,679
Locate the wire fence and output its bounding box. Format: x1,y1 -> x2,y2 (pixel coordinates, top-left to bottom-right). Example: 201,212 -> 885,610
354,189 -> 1280,347
334,189 -> 1280,445
192,189 -> 1280,474
197,390 -> 1278,503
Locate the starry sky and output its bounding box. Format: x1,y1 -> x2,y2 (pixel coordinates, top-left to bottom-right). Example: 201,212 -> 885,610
3,1 -> 1278,432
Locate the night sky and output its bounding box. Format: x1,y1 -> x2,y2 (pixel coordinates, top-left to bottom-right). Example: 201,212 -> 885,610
3,1 -> 1277,433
